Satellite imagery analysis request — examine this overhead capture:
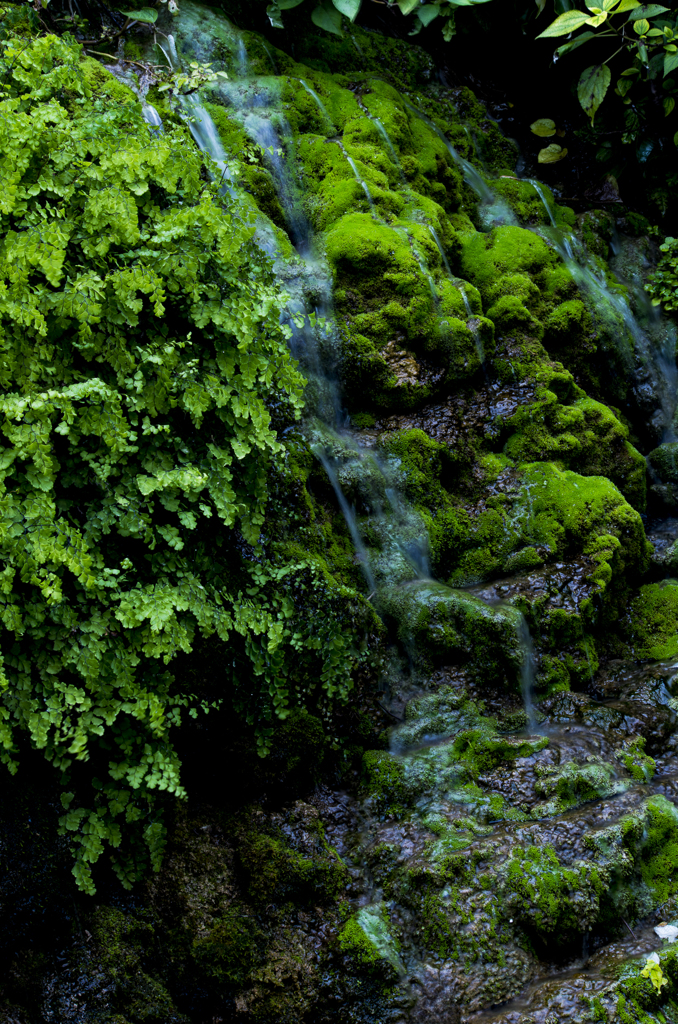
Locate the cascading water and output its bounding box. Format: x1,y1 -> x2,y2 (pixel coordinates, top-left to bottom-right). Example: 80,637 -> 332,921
130,13 -> 678,1016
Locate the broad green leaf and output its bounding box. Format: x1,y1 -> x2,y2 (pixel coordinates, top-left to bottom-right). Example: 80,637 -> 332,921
530,117 -> 557,136
634,17 -> 650,32
118,7 -> 158,22
665,50 -> 678,75
538,143 -> 568,162
417,4 -> 440,25
537,9 -> 594,37
586,11 -> 608,25
628,4 -> 669,17
278,0 -> 306,7
535,0 -> 547,12
397,0 -> 419,11
556,29 -> 596,55
311,0 -> 343,32
577,62 -> 611,120
664,95 -> 676,115
332,0 -> 361,18
267,5 -> 284,28
602,0 -> 619,9
615,0 -> 640,9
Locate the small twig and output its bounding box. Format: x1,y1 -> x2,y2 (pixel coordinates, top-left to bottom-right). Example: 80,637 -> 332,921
622,918 -> 635,938
375,700 -> 403,722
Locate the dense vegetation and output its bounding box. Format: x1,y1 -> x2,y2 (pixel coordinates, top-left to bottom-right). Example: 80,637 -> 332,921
0,24 -> 371,893
4,0 -> 678,1021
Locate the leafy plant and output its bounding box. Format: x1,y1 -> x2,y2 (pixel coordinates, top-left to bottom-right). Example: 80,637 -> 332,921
646,235 -> 678,309
641,953 -> 669,994
265,0 -> 495,41
157,59 -> 229,95
537,0 -> 678,126
0,27 -> 366,894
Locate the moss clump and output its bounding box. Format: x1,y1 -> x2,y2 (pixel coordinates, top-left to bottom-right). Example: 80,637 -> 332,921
461,225 -> 557,300
648,442 -> 678,506
625,581 -> 678,660
191,909 -> 263,986
237,810 -> 347,905
338,904 -> 402,975
616,737 -> 656,783
504,845 -> 606,944
379,580 -> 525,682
504,396 -> 646,509
533,759 -> 625,816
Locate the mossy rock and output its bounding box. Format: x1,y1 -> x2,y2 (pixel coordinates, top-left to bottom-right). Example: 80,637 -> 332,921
337,904 -> 402,978
648,442 -> 678,506
379,579 -> 525,683
624,580 -> 678,660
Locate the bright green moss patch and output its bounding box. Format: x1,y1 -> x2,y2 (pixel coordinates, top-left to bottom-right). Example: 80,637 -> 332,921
533,760 -> 626,816
625,581 -> 678,659
505,845 -> 606,943
338,904 -> 402,974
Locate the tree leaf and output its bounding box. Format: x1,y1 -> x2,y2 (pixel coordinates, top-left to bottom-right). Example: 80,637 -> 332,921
535,0 -> 547,12
627,3 -> 669,17
417,4 -> 441,25
266,2 -> 284,26
537,10 -> 593,37
397,0 -> 419,12
278,0 -> 306,8
615,0 -> 640,10
332,0 -> 361,20
665,50 -> 678,75
118,7 -> 158,22
530,117 -> 557,136
538,143 -> 568,162
634,18 -> 650,32
585,11 -> 608,26
577,63 -> 611,121
556,30 -> 596,56
311,1 -> 343,33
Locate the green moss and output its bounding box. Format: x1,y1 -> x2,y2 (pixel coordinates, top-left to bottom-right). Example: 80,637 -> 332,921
625,581 -> 678,659
338,904 -> 402,975
505,845 -> 606,943
238,813 -> 347,905
616,737 -> 656,783
191,909 -> 263,986
379,579 -> 526,682
638,797 -> 678,905
504,396 -> 646,508
533,759 -> 626,816
461,225 -> 557,302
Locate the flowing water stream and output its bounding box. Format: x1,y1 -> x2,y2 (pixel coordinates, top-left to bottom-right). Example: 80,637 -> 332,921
135,10 -> 678,1017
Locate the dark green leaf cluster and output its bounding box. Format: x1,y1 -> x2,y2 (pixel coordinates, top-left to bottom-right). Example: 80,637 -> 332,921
0,29 -> 360,893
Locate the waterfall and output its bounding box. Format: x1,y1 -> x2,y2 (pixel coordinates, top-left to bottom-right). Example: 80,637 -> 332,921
527,179 -> 678,441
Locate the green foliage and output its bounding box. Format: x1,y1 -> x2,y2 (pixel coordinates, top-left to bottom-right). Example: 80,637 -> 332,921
646,235 -> 678,310
538,0 -> 678,126
265,0 -> 494,42
0,30 -> 364,893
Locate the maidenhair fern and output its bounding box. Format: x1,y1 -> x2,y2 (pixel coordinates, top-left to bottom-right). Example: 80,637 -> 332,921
0,30 -> 362,893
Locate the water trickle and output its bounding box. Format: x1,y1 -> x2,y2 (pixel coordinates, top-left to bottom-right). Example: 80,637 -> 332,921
405,101 -> 516,228
526,177 -> 678,440
314,447 -> 377,594
334,140 -> 377,213
298,78 -> 333,131
428,224 -> 452,277
236,37 -> 248,77
373,117 -> 405,180
517,614 -> 538,733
